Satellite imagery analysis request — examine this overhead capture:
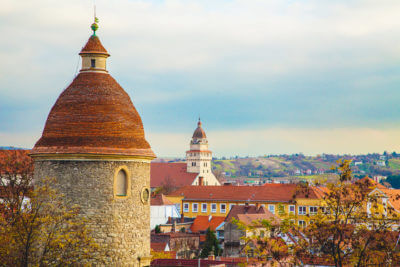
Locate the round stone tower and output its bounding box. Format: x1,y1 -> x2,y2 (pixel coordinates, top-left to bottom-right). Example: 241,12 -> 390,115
30,20 -> 155,266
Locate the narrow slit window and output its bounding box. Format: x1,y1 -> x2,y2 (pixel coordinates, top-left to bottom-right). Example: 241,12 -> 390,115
116,169 -> 127,196
91,59 -> 96,68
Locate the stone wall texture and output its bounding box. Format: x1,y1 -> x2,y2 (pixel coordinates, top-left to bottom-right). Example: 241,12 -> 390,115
34,159 -> 151,266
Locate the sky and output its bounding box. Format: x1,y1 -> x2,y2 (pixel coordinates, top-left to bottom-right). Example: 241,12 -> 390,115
1,0 -> 400,157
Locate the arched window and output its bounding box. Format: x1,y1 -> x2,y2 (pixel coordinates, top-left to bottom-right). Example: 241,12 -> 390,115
116,169 -> 128,196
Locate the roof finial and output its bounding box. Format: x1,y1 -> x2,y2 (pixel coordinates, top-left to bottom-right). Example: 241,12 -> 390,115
91,5 -> 99,36
198,116 -> 202,127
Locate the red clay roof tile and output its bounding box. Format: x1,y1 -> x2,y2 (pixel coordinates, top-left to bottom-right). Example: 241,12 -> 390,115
169,184 -> 318,202
31,72 -> 155,157
80,35 -> 109,55
190,215 -> 225,233
151,162 -> 197,188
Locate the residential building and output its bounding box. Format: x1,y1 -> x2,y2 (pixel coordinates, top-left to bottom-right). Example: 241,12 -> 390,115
150,194 -> 181,230
224,204 -> 280,257
151,232 -> 200,259
167,183 -> 321,226
190,215 -> 225,242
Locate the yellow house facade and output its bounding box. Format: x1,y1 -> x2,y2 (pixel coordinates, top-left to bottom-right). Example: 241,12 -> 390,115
166,184 -> 325,226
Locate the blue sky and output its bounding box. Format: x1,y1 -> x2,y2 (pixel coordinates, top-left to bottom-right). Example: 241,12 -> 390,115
1,0 -> 400,157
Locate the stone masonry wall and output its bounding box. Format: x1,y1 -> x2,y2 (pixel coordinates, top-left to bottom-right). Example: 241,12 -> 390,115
34,159 -> 151,266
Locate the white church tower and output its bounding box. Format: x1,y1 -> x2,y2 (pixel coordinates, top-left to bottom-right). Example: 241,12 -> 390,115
186,119 -> 221,186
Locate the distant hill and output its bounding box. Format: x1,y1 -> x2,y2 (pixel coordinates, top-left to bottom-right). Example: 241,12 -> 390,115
211,153 -> 399,179
0,146 -> 29,150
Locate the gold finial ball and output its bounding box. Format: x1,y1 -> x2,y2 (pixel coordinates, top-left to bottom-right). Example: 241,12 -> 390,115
91,22 -> 98,35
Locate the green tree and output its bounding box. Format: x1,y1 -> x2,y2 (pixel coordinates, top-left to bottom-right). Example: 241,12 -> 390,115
154,225 -> 161,233
200,228 -> 221,258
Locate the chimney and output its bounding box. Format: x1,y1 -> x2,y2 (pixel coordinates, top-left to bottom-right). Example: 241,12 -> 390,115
199,176 -> 204,186
244,202 -> 249,213
180,212 -> 185,223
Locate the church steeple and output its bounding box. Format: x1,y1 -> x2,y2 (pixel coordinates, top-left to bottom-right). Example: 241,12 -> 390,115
79,18 -> 110,73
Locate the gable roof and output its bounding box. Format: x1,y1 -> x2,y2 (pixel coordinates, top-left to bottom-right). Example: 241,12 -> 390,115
375,188 -> 400,212
151,162 -> 197,188
151,194 -> 175,206
358,176 -> 387,190
225,205 -> 268,222
236,213 -> 281,225
190,216 -> 225,233
169,184 -> 319,202
151,242 -> 168,252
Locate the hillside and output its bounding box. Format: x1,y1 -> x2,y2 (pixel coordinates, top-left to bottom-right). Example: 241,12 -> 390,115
210,153 -> 400,184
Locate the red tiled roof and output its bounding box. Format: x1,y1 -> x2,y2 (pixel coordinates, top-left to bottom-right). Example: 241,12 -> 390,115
358,176 -> 387,190
236,213 -> 280,225
31,72 -> 155,157
79,35 -> 109,55
169,184 -> 318,202
151,242 -> 168,252
151,162 -> 197,188
225,205 -> 268,222
151,194 -> 175,206
190,216 -> 225,233
0,150 -> 33,175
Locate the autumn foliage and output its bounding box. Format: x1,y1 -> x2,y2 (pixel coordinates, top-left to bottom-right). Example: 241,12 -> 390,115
0,151 -> 98,266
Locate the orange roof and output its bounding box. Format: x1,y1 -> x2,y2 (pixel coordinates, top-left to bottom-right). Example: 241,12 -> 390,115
225,205 -> 268,222
358,176 -> 387,190
237,213 -> 280,225
151,242 -> 168,252
151,163 -> 197,188
79,35 -> 109,55
190,216 -> 225,233
379,188 -> 400,211
151,194 -> 175,206
169,184 -> 319,202
31,71 -> 155,157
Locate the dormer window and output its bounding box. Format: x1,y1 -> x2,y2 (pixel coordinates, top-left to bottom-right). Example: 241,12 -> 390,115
91,59 -> 96,68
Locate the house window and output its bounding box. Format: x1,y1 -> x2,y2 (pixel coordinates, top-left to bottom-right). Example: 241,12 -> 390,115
289,205 -> 295,214
115,169 -> 128,196
91,59 -> 96,68
211,203 -> 217,213
220,204 -> 226,213
299,220 -> 306,228
192,203 -> 198,213
298,206 -> 307,215
201,203 -> 207,213
310,206 -> 318,215
183,203 -> 189,212
268,205 -> 275,214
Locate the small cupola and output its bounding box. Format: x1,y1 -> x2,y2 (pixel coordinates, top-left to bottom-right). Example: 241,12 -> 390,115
79,18 -> 110,73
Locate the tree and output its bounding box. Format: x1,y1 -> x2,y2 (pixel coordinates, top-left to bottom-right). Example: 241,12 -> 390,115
155,224 -> 162,233
0,150 -> 98,266
295,159 -> 400,267
233,217 -> 295,266
200,228 -> 221,258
